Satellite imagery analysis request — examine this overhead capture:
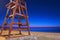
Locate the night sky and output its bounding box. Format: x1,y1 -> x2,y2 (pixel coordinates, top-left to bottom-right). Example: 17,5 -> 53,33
0,0 -> 60,27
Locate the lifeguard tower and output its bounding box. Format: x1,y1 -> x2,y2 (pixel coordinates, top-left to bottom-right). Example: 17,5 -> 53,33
0,0 -> 30,37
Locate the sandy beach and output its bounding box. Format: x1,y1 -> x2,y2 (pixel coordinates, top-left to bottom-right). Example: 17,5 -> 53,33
0,31 -> 60,40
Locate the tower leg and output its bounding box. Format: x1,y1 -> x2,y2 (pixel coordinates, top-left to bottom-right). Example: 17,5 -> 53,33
18,18 -> 22,35
0,25 -> 4,36
28,25 -> 30,35
26,18 -> 30,35
8,23 -> 12,37
18,24 -> 22,35
18,6 -> 22,35
25,2 -> 30,35
0,8 -> 10,36
8,6 -> 17,37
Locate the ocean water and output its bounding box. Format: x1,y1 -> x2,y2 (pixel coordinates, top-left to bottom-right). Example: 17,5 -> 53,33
0,26 -> 60,33
30,27 -> 60,33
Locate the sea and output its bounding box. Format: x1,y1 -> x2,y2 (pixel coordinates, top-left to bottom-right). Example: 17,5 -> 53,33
0,26 -> 60,33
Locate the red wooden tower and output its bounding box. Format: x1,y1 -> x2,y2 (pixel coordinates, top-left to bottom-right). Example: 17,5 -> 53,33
0,0 -> 30,37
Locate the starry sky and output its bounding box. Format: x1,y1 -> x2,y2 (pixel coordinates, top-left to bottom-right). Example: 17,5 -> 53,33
0,0 -> 60,27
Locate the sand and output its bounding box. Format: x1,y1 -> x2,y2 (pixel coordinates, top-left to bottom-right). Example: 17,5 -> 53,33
0,31 -> 60,40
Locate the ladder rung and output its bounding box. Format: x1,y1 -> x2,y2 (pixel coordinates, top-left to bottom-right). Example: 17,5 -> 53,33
12,28 -> 28,31
21,24 -> 27,26
16,13 -> 24,16
8,14 -> 28,19
13,22 -> 22,25
4,28 -> 9,30
4,24 -> 10,26
19,28 -> 28,30
2,27 -> 28,31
